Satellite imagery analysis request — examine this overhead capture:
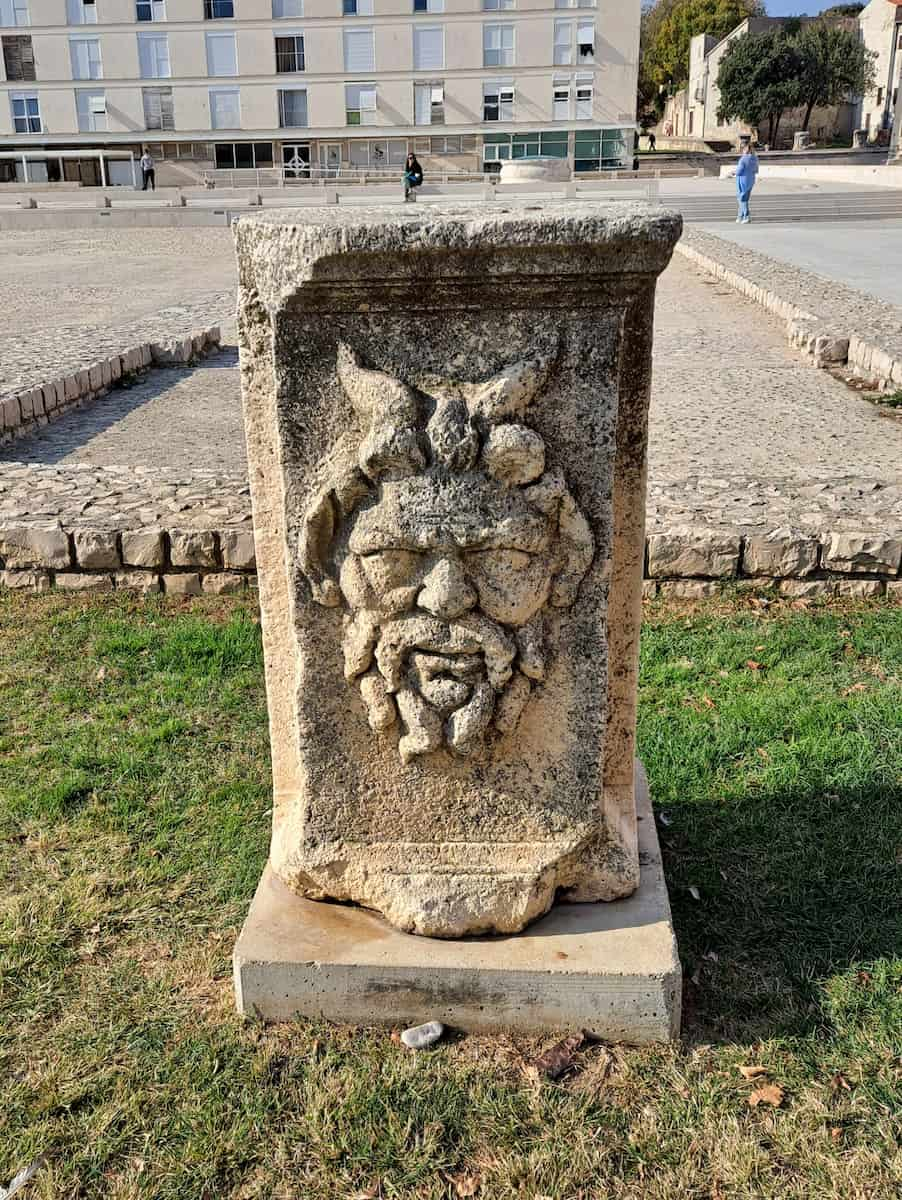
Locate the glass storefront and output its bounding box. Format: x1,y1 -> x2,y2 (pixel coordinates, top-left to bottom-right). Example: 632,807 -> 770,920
482,128 -> 630,172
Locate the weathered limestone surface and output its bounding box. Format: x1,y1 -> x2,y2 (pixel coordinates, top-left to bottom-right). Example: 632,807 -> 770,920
236,203 -> 681,939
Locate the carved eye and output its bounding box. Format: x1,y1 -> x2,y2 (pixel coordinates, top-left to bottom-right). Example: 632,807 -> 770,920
467,549 -> 532,577
361,550 -> 424,594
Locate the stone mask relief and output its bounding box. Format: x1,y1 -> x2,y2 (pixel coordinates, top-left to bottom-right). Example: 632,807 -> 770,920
298,343 -> 595,764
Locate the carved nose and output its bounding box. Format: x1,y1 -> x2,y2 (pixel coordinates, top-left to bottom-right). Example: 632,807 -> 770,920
418,557 -> 477,621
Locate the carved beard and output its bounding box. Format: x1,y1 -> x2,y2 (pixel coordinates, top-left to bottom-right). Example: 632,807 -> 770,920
343,610 -> 545,764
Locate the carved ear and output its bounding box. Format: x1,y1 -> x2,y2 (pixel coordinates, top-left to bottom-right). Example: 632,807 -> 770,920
461,348 -> 557,424
550,489 -> 595,608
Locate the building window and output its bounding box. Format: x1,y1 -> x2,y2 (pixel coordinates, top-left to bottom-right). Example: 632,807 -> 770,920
553,73 -> 591,120
206,30 -> 237,75
414,81 -> 443,125
137,32 -> 170,77
343,26 -> 374,71
215,142 -> 273,169
143,85 -> 174,129
345,82 -> 376,125
272,0 -> 302,14
75,88 -> 106,131
209,86 -> 240,128
136,0 -> 165,18
2,35 -> 35,81
483,81 -> 513,122
483,24 -> 514,67
70,36 -> 102,80
275,33 -> 304,72
413,25 -> 443,70
577,20 -> 594,62
483,0 -> 514,9
413,0 -> 443,11
10,91 -> 40,133
343,0 -> 372,14
553,20 -> 572,66
204,0 -> 234,17
278,87 -> 308,126
0,1 -> 30,26
555,0 -> 595,6
348,138 -> 406,168
574,128 -> 626,172
66,0 -> 97,25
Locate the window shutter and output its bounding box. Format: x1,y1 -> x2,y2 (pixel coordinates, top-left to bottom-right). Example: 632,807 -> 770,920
414,27 -> 443,71
343,28 -> 374,72
414,84 -> 431,125
206,33 -> 237,76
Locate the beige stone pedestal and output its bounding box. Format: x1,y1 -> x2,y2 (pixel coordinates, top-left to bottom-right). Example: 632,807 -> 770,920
234,762 -> 680,1042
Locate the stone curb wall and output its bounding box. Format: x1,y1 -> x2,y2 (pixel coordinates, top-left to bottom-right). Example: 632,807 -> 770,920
673,239 -> 902,389
0,523 -> 255,596
1,521 -> 899,600
0,325 -> 222,447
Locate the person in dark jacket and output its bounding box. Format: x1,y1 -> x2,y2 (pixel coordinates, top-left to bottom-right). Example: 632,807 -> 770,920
403,153 -> 423,200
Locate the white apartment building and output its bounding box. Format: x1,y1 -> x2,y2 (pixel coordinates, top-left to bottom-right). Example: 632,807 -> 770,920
0,0 -> 639,185
858,0 -> 902,144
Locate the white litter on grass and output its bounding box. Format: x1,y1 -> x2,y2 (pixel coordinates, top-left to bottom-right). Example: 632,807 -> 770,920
400,1021 -> 445,1050
0,1158 -> 45,1200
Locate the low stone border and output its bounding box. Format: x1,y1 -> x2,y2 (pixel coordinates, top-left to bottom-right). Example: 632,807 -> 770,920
0,325 -> 222,447
1,520 -> 898,600
0,523 -> 254,596
675,230 -> 902,390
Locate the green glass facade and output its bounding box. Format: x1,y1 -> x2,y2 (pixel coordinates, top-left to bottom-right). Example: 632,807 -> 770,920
482,128 -> 630,171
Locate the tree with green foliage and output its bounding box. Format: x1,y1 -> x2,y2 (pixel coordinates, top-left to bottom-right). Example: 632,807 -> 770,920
641,0 -> 765,96
794,20 -> 876,131
716,25 -> 804,147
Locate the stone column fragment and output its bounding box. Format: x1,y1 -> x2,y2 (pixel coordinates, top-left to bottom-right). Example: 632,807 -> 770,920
235,203 -> 681,939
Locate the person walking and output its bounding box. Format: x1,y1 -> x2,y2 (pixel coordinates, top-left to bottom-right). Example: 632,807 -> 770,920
734,142 -> 758,224
648,131 -> 657,152
140,149 -> 155,191
403,152 -> 423,201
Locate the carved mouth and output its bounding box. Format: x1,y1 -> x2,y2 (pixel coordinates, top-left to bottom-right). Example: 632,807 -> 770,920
408,650 -> 485,715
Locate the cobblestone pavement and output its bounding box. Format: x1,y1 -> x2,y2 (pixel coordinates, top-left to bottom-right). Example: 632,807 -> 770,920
1,244 -> 900,540
0,228 -> 235,397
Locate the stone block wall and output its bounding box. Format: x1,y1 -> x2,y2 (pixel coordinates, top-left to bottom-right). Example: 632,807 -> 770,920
0,326 -> 222,447
0,523 -> 256,597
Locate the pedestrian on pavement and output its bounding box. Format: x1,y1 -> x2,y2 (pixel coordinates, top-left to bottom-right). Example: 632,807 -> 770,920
403,152 -> 423,201
140,149 -> 155,191
648,131 -> 657,152
733,142 -> 758,224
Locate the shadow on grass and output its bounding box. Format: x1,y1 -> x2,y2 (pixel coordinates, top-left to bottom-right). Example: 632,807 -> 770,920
663,777 -> 900,1042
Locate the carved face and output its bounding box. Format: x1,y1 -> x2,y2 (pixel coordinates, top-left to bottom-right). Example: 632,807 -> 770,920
299,345 -> 594,764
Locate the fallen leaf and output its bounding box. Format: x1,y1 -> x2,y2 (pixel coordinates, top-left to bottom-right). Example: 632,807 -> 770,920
757,747 -> 770,761
688,885 -> 701,901
555,951 -> 569,960
830,1072 -> 851,1093
738,1065 -> 768,1080
95,666 -> 107,681
702,694 -> 716,709
842,683 -> 868,696
857,971 -> 872,987
532,1033 -> 583,1079
746,660 -> 762,671
389,1030 -> 401,1045
754,645 -> 766,651
451,1173 -> 482,1197
830,1127 -> 843,1143
748,1083 -> 784,1108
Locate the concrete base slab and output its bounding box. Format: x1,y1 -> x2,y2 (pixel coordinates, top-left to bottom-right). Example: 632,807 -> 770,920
234,762 -> 681,1042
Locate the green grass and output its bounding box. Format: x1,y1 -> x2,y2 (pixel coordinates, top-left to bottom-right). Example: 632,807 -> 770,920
1,593 -> 900,1200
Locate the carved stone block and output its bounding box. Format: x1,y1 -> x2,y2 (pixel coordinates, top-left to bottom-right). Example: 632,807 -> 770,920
236,204 -> 681,939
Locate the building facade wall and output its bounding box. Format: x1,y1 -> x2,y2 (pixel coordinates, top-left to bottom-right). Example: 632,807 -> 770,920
0,0 -> 640,178
859,0 -> 902,143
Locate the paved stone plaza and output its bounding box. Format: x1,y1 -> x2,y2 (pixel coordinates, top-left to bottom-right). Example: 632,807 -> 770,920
0,225 -> 900,595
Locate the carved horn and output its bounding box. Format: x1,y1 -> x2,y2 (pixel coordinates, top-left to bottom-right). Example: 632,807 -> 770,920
461,348 -> 557,424
336,343 -> 425,480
